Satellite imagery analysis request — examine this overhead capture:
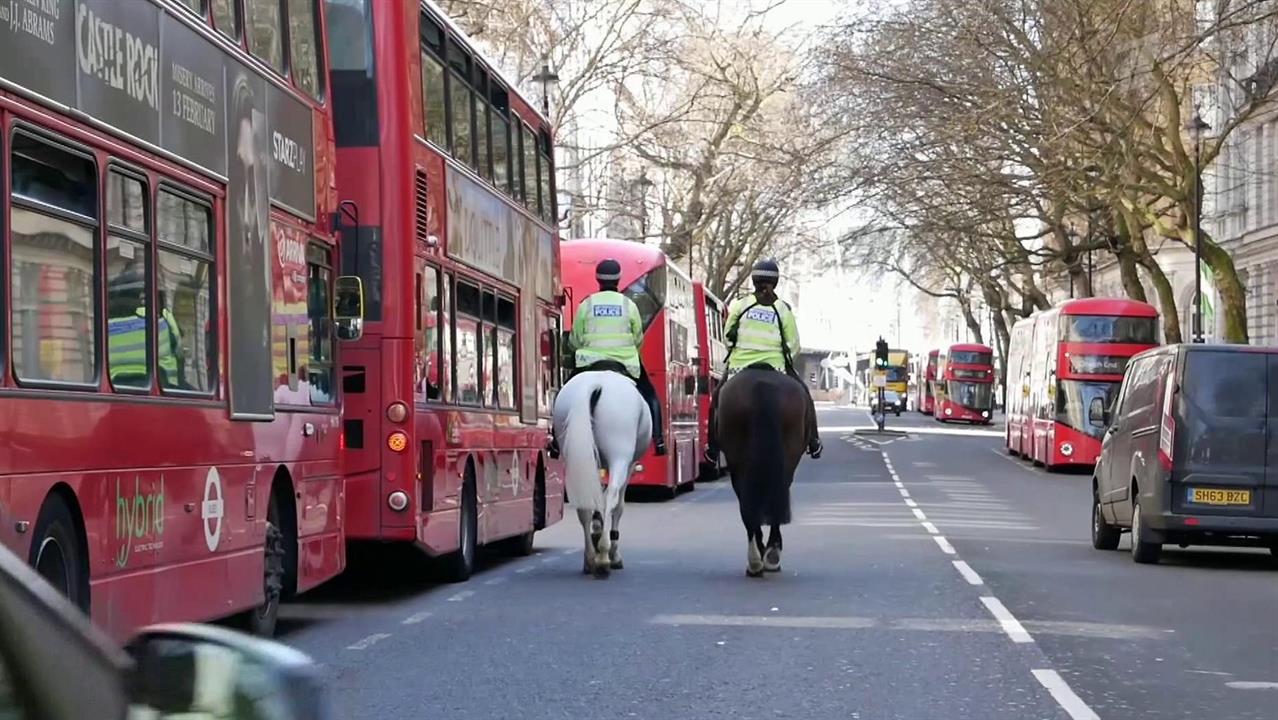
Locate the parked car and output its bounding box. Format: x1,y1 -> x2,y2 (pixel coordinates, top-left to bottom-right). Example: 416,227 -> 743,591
0,539 -> 330,719
1090,344 -> 1278,564
872,390 -> 903,416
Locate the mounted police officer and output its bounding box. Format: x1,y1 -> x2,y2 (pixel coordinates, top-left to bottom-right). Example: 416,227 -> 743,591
704,258 -> 822,464
548,258 -> 666,459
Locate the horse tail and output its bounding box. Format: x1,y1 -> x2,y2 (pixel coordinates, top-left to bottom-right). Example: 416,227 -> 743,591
564,382 -> 606,515
749,378 -> 791,527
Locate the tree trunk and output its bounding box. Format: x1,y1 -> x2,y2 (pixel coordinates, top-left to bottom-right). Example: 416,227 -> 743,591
958,297 -> 984,344
1116,248 -> 1147,302
1135,250 -> 1182,344
1198,235 -> 1250,344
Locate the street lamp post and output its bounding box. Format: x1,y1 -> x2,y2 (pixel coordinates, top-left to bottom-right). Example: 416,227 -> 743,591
1187,112 -> 1211,343
532,61 -> 559,118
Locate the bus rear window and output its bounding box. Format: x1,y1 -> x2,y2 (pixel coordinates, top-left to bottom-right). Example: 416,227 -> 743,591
950,351 -> 992,365
623,264 -> 666,331
1060,315 -> 1157,344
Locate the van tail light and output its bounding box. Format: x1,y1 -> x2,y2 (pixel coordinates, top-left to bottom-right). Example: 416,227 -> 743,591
1157,378 -> 1177,470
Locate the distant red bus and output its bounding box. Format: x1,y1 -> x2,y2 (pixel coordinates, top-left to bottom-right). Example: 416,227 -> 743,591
693,281 -> 727,480
0,0 -> 348,640
935,343 -> 995,424
1005,298 -> 1160,469
560,239 -> 699,496
328,0 -> 566,580
915,349 -> 939,414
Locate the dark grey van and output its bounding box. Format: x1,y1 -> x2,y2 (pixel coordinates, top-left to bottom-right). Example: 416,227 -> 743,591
1090,344 -> 1278,563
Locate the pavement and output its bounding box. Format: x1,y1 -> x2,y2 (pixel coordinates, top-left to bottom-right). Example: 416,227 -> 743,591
274,407 -> 1278,719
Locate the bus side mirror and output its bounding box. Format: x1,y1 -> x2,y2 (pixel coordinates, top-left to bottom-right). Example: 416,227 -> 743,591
335,276 -> 365,341
1088,397 -> 1108,426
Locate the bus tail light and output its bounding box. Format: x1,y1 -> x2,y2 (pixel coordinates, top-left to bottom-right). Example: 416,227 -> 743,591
388,431 -> 409,453
387,491 -> 410,512
387,401 -> 409,423
1158,379 -> 1177,470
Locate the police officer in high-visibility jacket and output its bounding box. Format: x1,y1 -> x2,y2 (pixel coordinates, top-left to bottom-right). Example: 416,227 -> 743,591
704,258 -> 822,463
107,272 -> 183,388
548,258 -> 666,458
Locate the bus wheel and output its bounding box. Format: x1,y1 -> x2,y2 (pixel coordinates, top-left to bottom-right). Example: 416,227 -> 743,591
241,499 -> 286,637
30,494 -> 88,613
445,472 -> 478,582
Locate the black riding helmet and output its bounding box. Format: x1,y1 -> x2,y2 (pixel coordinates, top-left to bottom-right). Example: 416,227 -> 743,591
751,258 -> 780,288
596,258 -> 622,287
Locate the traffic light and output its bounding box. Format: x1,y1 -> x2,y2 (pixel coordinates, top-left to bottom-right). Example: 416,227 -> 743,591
874,338 -> 889,369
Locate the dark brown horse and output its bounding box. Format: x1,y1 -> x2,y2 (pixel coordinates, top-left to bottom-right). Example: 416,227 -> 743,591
717,366 -> 810,577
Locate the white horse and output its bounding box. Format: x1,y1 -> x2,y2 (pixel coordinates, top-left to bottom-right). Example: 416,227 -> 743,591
552,369 -> 652,578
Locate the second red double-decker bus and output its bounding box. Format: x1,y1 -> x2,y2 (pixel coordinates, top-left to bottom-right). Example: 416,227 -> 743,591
693,281 -> 727,481
327,0 -> 566,580
1006,298 -> 1160,470
934,343 -> 995,424
560,238 -> 699,497
915,349 -> 939,414
0,0 -> 350,640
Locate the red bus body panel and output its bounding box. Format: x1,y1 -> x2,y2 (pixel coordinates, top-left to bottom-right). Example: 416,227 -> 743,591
336,0 -> 564,554
693,282 -> 726,469
1006,298 -> 1160,469
935,343 -> 995,424
916,349 -> 938,414
560,239 -> 699,491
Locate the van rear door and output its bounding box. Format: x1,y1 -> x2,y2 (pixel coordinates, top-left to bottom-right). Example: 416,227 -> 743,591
1265,355 -> 1278,516
1175,349 -> 1269,517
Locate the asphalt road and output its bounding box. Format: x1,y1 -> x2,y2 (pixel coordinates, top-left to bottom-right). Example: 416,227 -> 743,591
275,406 -> 1278,719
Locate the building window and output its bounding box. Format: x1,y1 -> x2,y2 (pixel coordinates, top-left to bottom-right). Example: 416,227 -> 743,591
9,134 -> 97,386
246,0 -> 285,72
106,171 -> 151,391
211,0 -> 240,39
287,0 -> 324,98
156,189 -> 215,393
307,243 -> 335,404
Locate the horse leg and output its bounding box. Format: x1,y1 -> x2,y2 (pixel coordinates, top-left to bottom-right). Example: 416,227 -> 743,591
608,485 -> 626,570
589,508 -> 609,579
577,507 -> 596,575
763,525 -> 782,572
746,526 -> 765,578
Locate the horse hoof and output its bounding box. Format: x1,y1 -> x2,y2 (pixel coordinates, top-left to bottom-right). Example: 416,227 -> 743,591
746,566 -> 765,578
593,565 -> 611,579
763,547 -> 781,571
610,558 -> 624,570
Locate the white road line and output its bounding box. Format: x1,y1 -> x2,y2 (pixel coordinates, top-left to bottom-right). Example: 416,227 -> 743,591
484,576 -> 507,586
515,565 -> 535,574
651,614 -> 876,629
562,548 -> 577,555
933,535 -> 956,554
921,521 -> 940,534
893,481 -> 904,489
1032,669 -> 1100,719
347,633 -> 392,651
912,508 -> 927,521
904,498 -> 918,508
952,560 -> 984,585
898,488 -> 911,498
447,590 -> 475,602
981,597 -> 1033,643
1226,681 -> 1278,690
401,611 -> 432,625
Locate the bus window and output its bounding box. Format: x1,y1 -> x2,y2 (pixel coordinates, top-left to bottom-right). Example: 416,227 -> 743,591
307,244 -> 336,404
455,281 -> 481,404
482,291 -> 497,406
415,264 -> 442,400
287,0 -> 325,99
522,123 -> 537,215
156,189 -> 216,394
246,0 -> 286,72
106,170 -> 152,391
212,0 -> 240,39
10,135 -> 98,386
496,296 -> 516,409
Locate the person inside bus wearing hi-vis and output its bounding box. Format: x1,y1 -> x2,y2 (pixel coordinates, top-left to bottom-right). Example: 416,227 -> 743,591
547,258 -> 667,459
107,270 -> 183,389
703,258 -> 822,464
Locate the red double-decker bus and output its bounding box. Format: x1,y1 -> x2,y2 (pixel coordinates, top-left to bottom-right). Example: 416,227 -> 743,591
0,0 -> 350,639
915,349 -> 939,414
327,0 -> 566,579
1006,298 -> 1159,470
693,281 -> 727,481
934,343 -> 995,424
560,239 -> 699,497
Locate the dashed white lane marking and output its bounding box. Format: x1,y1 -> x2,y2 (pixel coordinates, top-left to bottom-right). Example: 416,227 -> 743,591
1032,670 -> 1101,719
652,614 -> 876,629
447,590 -> 475,602
981,596 -> 1033,643
933,535 -> 956,554
515,565 -> 535,574
484,576 -> 507,585
1227,681 -> 1278,690
402,611 -> 432,625
898,487 -> 911,498
911,508 -> 928,521
904,498 -> 918,508
347,633 -> 392,651
921,521 -> 940,534
952,560 -> 984,585
562,548 -> 577,555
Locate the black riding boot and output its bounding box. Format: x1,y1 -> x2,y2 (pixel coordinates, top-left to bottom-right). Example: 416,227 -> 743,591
637,368 -> 666,456
703,386 -> 721,464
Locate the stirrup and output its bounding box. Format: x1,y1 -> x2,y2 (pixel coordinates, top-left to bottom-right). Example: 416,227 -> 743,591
808,440 -> 823,459
654,438 -> 668,456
